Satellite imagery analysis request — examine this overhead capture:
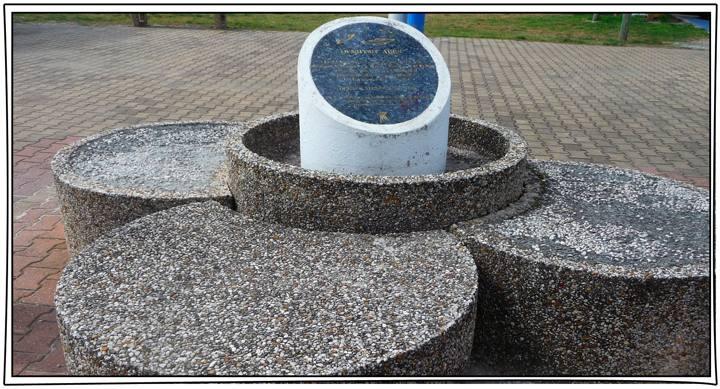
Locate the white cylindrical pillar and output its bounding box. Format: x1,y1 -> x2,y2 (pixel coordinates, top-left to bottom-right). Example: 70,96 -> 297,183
297,16 -> 451,176
388,13 -> 407,23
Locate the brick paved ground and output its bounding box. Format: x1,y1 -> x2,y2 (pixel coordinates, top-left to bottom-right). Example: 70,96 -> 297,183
11,23 -> 710,376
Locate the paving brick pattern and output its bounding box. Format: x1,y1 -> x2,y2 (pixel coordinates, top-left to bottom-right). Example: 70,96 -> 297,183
11,23 -> 710,376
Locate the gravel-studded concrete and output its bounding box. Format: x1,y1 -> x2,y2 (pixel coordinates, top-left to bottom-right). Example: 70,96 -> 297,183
12,22 -> 710,377
226,112 -> 528,234
51,122 -> 238,255
56,201 -> 478,376
452,160 -> 710,376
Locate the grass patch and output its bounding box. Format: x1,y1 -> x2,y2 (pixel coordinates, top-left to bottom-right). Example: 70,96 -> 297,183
425,13 -> 708,46
13,13 -> 708,46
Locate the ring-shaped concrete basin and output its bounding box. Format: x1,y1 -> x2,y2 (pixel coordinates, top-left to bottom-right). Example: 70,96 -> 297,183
226,112 -> 529,234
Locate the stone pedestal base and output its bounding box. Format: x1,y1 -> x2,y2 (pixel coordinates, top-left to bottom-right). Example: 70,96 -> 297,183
56,201 -> 478,376
453,161 -> 710,376
51,121 -> 237,255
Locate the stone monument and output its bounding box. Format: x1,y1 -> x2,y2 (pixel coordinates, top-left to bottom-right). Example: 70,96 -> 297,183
297,16 -> 451,175
51,15 -> 710,377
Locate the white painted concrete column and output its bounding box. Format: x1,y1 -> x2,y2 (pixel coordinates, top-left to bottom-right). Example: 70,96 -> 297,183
388,13 -> 407,23
297,16 -> 451,176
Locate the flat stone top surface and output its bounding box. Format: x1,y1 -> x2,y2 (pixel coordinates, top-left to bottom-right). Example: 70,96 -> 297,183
454,161 -> 709,276
53,122 -> 237,197
310,22 -> 438,125
57,201 -> 477,375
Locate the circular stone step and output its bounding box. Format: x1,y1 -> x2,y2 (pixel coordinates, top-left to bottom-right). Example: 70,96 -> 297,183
452,160 -> 710,376
56,201 -> 478,376
226,112 -> 528,234
51,122 -> 238,255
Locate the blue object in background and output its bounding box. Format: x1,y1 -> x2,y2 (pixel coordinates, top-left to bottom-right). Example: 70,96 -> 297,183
406,13 -> 426,33
674,14 -> 710,32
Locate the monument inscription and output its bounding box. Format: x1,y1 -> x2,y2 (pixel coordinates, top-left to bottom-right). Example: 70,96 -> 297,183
310,22 -> 438,125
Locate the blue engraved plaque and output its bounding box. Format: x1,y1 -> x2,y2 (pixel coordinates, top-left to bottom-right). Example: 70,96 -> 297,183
310,22 -> 439,125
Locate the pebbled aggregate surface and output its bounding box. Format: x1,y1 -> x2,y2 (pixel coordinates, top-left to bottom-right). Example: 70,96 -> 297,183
56,121 -> 235,195
452,160 -> 711,376
57,201 -> 478,376
226,112 -> 529,234
51,121 -> 238,255
477,160 -> 709,269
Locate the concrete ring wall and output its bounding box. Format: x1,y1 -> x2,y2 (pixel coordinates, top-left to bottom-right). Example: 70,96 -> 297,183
225,112 -> 529,234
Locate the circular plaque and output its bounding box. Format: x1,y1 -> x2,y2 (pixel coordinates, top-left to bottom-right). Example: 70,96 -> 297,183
310,22 -> 439,125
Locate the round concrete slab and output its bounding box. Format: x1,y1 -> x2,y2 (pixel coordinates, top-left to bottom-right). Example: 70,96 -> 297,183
52,121 -> 239,255
226,112 -> 529,234
452,160 -> 710,376
56,201 -> 478,376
